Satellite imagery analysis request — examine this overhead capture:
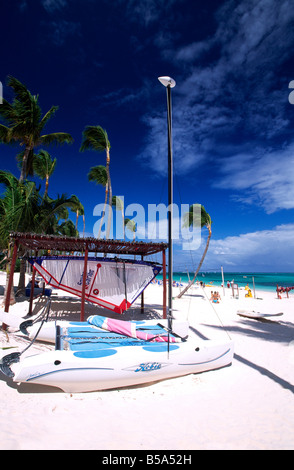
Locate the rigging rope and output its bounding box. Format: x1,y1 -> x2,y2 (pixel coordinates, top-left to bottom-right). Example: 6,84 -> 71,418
200,286 -> 232,340
0,297 -> 52,378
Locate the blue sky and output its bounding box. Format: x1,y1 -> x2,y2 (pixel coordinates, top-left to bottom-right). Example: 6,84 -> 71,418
1,0 -> 294,272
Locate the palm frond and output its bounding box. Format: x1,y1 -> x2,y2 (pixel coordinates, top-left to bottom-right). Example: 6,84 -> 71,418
0,99 -> 16,123
0,123 -> 11,143
88,165 -> 108,186
39,106 -> 59,129
7,76 -> 32,104
40,132 -> 73,146
80,125 -> 110,152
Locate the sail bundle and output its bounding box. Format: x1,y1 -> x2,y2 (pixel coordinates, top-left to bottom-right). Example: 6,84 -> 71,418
29,256 -> 161,313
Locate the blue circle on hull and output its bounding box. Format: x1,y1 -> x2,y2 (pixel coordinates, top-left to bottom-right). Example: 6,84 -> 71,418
142,344 -> 179,352
73,349 -> 117,359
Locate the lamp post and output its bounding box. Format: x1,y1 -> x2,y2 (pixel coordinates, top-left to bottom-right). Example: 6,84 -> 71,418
158,76 -> 176,334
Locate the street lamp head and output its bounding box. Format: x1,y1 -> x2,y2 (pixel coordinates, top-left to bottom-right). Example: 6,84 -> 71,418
158,76 -> 176,88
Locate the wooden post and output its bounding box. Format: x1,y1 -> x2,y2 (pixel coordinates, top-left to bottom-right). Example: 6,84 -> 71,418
28,267 -> 36,316
162,249 -> 167,319
81,245 -> 88,322
2,241 -> 19,330
4,241 -> 19,314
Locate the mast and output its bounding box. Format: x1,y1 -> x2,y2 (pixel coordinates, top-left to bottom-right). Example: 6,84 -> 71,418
158,76 -> 176,335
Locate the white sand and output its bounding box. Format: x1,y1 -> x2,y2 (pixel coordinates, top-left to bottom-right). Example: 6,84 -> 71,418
0,272 -> 293,450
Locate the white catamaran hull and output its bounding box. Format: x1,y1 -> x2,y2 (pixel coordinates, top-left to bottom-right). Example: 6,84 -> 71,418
11,338 -> 234,393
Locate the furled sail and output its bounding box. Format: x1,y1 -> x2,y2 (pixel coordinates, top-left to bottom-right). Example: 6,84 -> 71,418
29,256 -> 161,313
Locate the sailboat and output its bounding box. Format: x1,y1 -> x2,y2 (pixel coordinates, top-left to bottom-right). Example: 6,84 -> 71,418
28,255 -> 162,314
0,77 -> 234,393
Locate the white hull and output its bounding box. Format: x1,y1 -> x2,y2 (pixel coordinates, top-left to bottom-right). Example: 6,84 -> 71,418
2,317 -> 233,393
11,337 -> 234,393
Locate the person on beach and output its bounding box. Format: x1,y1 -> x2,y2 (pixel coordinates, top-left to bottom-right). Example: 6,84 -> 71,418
210,291 -> 221,303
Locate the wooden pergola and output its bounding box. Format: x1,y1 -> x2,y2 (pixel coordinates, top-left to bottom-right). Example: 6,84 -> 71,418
4,232 -> 168,321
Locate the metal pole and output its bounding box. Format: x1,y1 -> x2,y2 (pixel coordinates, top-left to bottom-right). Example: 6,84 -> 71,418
158,76 -> 176,352
252,276 -> 256,299
221,266 -> 225,296
162,249 -> 167,319
140,255 -> 144,314
166,84 -> 173,333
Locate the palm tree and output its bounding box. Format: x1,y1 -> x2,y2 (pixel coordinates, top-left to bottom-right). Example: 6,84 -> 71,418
0,170 -> 41,302
0,76 -> 73,182
177,205 -> 212,298
0,171 -> 41,244
33,150 -> 57,199
16,149 -> 37,179
112,196 -> 125,239
88,165 -> 108,238
80,126 -> 112,238
124,217 -> 137,241
58,219 -> 79,237
0,170 -> 81,299
37,193 -> 81,235
70,194 -> 85,236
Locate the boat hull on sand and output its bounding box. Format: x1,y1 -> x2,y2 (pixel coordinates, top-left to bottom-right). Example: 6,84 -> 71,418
10,337 -> 234,393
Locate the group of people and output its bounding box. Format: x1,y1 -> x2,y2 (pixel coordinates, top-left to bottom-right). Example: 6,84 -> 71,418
210,291 -> 221,303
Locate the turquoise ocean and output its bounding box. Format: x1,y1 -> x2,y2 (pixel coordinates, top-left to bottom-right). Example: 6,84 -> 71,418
157,272 -> 294,293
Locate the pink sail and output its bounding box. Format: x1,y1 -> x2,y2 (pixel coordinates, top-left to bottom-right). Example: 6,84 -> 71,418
87,315 -> 181,342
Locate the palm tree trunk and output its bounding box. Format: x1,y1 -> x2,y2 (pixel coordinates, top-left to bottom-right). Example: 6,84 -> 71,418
98,183 -> 108,238
19,144 -> 32,183
44,175 -> 49,199
177,227 -> 212,298
3,245 -> 16,307
16,257 -> 26,296
105,147 -> 112,239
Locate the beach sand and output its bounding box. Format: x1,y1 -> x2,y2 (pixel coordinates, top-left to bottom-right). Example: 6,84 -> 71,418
0,272 -> 293,450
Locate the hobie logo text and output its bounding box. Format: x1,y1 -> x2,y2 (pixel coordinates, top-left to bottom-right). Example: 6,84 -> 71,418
134,362 -> 162,372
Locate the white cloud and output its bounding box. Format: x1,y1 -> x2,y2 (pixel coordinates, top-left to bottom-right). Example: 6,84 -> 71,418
177,223 -> 294,271
46,20 -> 81,46
114,0 -> 182,27
214,143 -> 294,213
42,0 -> 68,12
138,0 -> 294,215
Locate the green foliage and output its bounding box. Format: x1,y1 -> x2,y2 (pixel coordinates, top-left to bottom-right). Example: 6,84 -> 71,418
0,76 -> 73,182
88,165 -> 108,186
80,126 -> 110,153
0,170 -> 81,248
